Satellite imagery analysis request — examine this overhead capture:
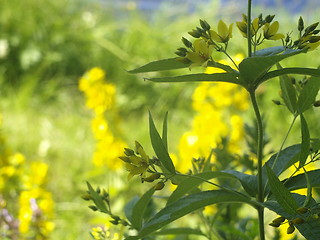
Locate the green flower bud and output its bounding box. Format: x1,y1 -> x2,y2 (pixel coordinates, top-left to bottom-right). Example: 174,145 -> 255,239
296,207 -> 309,214
298,16 -> 304,32
269,222 -> 281,227
309,36 -> 320,43
287,223 -> 295,234
89,205 -> 98,211
175,47 -> 188,57
110,220 -> 119,225
304,22 -> 319,35
272,216 -> 286,223
181,37 -> 193,48
188,29 -> 202,38
124,148 -> 135,156
312,29 -> 320,34
96,187 -> 101,194
313,100 -> 320,107
200,19 -> 211,31
143,173 -> 161,182
119,156 -> 130,162
81,194 -> 91,201
272,100 -> 281,105
154,182 -> 165,190
292,217 -> 305,224
265,14 -> 275,23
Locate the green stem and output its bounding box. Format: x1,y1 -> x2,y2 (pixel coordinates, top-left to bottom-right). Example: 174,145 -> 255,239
249,89 -> 265,240
247,0 -> 252,57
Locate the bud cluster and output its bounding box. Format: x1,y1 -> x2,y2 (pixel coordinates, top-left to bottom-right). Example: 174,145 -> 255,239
285,17 -> 320,51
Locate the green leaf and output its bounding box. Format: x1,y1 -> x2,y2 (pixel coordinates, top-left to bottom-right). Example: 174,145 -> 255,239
260,67 -> 320,83
239,48 -> 306,84
253,46 -> 285,56
297,76 -> 320,114
284,169 -> 320,191
152,228 -> 206,237
303,170 -> 312,207
162,112 -> 168,150
264,144 -> 301,177
167,171 -> 239,205
265,164 -> 298,214
147,72 -> 244,86
131,187 -> 156,230
125,190 -> 255,240
149,112 -> 175,174
223,170 -> 257,197
86,182 -> 109,214
278,63 -> 297,114
128,58 -> 189,73
299,114 -> 310,167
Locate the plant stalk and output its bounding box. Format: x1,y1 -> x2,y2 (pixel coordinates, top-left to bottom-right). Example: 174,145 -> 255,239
247,0 -> 252,57
249,89 -> 265,240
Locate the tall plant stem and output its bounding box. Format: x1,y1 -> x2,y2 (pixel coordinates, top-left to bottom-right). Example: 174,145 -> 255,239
249,89 -> 265,240
247,0 -> 252,57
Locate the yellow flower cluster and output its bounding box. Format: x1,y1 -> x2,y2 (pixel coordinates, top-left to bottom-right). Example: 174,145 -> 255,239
175,55 -> 249,173
90,224 -> 121,240
79,67 -> 126,169
0,118 -> 54,239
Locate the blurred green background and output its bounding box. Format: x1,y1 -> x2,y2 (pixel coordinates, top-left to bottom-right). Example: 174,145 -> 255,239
1,0 -> 320,239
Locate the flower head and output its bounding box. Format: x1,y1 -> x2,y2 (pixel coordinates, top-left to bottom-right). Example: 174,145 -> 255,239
209,20 -> 233,43
186,39 -> 214,69
263,21 -> 285,40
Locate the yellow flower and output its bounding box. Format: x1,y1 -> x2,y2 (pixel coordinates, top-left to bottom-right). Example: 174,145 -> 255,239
263,21 -> 285,40
186,39 -> 214,69
236,17 -> 259,38
209,20 -> 233,43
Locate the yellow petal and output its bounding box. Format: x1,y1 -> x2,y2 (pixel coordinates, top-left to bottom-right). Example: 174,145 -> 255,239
252,18 -> 259,34
209,30 -> 221,42
269,21 -> 279,35
218,20 -> 228,37
269,33 -> 285,40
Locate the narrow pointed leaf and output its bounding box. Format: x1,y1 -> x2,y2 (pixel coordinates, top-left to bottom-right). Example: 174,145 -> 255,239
167,171 -> 239,205
266,164 -> 298,214
278,63 -> 297,114
299,114 -> 310,167
162,112 -> 168,150
239,48 -> 306,83
303,170 -> 312,207
125,190 -> 255,240
131,187 -> 156,230
128,58 -> 189,73
147,72 -> 244,86
149,112 -> 175,174
297,76 -> 320,114
284,169 -> 320,191
260,67 -> 320,83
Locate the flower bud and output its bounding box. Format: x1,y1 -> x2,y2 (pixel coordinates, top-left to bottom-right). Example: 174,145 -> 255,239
154,182 -> 165,190
269,222 -> 281,227
182,37 -> 193,48
124,148 -> 135,156
298,16 -> 304,32
272,100 -> 281,105
287,223 -> 295,234
81,194 -> 91,201
296,207 -> 309,214
188,29 -> 202,38
309,36 -> 320,43
292,217 -> 304,224
200,19 -> 211,31
143,173 -> 161,182
96,187 -> 101,194
265,14 -> 275,23
89,205 -> 98,211
313,100 -> 320,107
272,216 -> 286,223
305,22 -> 319,35
312,30 -> 320,34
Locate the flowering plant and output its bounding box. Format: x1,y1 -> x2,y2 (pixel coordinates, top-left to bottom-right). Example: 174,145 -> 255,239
85,1 -> 320,239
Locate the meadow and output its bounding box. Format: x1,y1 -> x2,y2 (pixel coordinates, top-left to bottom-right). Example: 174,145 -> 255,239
1,0 -> 320,239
